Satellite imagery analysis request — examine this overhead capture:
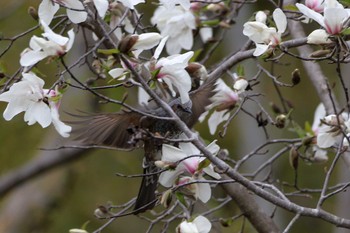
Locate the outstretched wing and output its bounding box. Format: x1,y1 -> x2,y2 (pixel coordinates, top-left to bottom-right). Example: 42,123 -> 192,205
187,77 -> 217,127
70,111 -> 143,149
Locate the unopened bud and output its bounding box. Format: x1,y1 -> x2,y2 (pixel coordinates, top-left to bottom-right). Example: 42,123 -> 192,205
94,205 -> 110,218
28,6 -> 38,21
291,69 -> 301,86
289,147 -> 299,170
160,189 -> 173,208
275,114 -> 287,128
310,49 -> 331,58
270,102 -> 282,114
118,35 -> 138,53
302,136 -> 316,146
233,78 -> 248,93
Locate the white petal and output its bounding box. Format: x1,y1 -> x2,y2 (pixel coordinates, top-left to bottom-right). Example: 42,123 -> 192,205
138,87 -> 150,105
162,144 -> 186,162
154,36 -> 168,59
66,29 -> 75,51
273,8 -> 287,33
20,50 -> 48,67
255,11 -> 267,23
65,0 -> 88,23
199,27 -> 213,43
208,110 -> 230,135
317,130 -> 338,148
159,170 -> 183,187
132,33 -> 162,51
197,180 -> 211,203
203,165 -> 221,179
41,21 -> 69,46
24,102 -> 52,127
108,68 -> 125,79
2,99 -> 28,121
253,43 -> 269,56
307,29 -> 331,44
193,216 -> 212,233
323,7 -> 347,35
296,3 -> 325,27
38,0 -> 59,25
312,103 -> 326,133
50,105 -> 71,137
93,0 -> 109,18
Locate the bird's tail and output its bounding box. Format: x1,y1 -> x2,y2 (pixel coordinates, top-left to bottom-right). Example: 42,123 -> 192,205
133,160 -> 159,214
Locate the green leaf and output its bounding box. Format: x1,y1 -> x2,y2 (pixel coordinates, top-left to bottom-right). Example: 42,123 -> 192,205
198,158 -> 211,170
304,121 -> 313,135
151,68 -> 161,78
341,28 -> 350,35
0,60 -> 8,74
175,192 -> 187,207
189,49 -> 203,63
283,4 -> 299,11
201,19 -> 220,27
340,0 -> 350,7
97,48 -> 120,55
236,65 -> 245,76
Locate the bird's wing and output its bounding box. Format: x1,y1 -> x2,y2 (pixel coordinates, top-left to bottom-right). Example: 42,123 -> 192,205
70,111 -> 143,149
188,77 -> 217,127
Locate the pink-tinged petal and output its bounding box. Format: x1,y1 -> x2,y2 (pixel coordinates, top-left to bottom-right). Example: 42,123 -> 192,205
193,216 -> 212,233
41,21 -> 69,46
197,180 -> 211,203
296,3 -> 325,27
208,110 -> 230,135
38,0 -> 59,25
93,0 -> 109,18
20,50 -> 48,67
323,7 -> 347,35
24,102 -> 51,127
50,104 -> 71,137
253,43 -> 269,56
273,8 -> 287,33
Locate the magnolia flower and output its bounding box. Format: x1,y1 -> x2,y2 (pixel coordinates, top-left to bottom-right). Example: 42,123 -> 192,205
119,32 -> 162,56
316,112 -> 350,148
0,72 -> 71,137
177,216 -> 212,233
296,0 -> 350,37
307,29 -> 333,44
151,4 -> 196,54
243,8 -> 287,56
159,140 -> 220,203
20,21 -> 75,67
207,79 -> 240,134
38,0 -> 87,25
305,0 -> 325,13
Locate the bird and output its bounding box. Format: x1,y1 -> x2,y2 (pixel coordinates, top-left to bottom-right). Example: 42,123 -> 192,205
71,65 -> 217,214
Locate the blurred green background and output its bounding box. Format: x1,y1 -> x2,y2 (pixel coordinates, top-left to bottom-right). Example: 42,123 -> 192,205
1,1 -> 350,233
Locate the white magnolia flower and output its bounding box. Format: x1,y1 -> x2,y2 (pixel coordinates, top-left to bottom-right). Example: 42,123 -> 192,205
243,8 -> 287,56
296,0 -> 350,37
20,21 -> 75,67
155,51 -> 194,104
38,0 -> 87,25
305,0 -> 325,13
307,29 -> 333,44
151,5 -> 196,54
131,33 -> 162,55
177,216 -> 212,233
207,79 -> 240,134
159,140 -> 220,203
0,73 -> 71,137
317,113 -> 350,148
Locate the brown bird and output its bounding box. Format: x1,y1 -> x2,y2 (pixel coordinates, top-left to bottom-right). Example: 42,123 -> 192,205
72,68 -> 217,214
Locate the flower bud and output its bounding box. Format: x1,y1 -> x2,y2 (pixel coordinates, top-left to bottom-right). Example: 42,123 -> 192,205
310,49 -> 332,58
233,78 -> 248,93
307,29 -> 332,45
118,35 -> 139,53
275,114 -> 287,128
160,189 -> 173,208
289,147 -> 299,170
291,69 -> 301,86
28,6 -> 38,21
